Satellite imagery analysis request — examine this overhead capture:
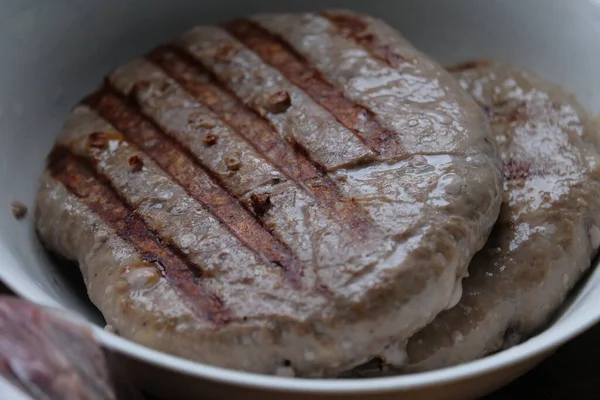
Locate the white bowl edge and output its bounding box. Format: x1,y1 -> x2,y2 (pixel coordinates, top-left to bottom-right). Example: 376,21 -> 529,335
2,238 -> 600,395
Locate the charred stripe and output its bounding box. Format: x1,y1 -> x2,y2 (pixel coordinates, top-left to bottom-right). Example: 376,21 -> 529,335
47,146 -> 230,324
223,19 -> 404,157
83,88 -> 304,282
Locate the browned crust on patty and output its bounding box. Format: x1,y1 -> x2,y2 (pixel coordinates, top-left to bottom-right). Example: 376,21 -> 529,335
82,88 -> 304,282
47,146 -> 230,324
222,19 -> 405,157
322,11 -> 413,68
147,46 -> 373,237
35,10 -> 504,377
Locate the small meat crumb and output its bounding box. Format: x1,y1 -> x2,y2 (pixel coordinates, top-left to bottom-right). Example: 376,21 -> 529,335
133,80 -> 151,93
250,193 -> 272,216
266,91 -> 292,114
215,44 -> 238,61
11,201 -> 27,220
87,132 -> 108,149
203,134 -> 219,146
225,155 -> 242,171
128,155 -> 144,172
200,120 -> 216,129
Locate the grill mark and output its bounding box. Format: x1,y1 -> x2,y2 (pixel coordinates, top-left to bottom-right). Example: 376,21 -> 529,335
147,46 -> 318,182
147,46 -> 372,237
46,146 -> 229,324
446,60 -> 493,73
222,19 -> 404,157
82,87 -> 304,282
321,12 -> 412,68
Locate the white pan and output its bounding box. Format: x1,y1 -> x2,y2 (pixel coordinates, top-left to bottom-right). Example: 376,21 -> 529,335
2,1 -> 600,399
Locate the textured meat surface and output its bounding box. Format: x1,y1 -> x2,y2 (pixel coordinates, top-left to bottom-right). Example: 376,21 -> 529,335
404,62 -> 600,372
0,297 -> 116,400
35,10 -> 502,377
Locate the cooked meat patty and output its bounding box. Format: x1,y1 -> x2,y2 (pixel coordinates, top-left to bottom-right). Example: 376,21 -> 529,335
35,10 -> 502,377
403,62 -> 600,372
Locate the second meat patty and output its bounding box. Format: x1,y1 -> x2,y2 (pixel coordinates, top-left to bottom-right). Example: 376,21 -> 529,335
34,10 -> 502,377
403,62 -> 600,372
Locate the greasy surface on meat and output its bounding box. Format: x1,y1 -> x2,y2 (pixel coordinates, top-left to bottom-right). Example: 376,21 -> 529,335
0,297 -> 116,400
404,62 -> 600,372
35,10 -> 502,377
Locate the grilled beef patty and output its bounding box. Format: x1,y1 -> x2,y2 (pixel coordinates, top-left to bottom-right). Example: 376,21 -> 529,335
35,10 -> 502,377
403,62 -> 600,372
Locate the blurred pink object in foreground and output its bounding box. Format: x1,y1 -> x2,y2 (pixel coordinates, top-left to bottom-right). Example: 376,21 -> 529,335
0,296 -> 117,399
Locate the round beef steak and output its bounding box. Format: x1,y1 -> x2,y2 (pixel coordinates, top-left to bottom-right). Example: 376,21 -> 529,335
404,62 -> 600,372
35,10 -> 502,377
